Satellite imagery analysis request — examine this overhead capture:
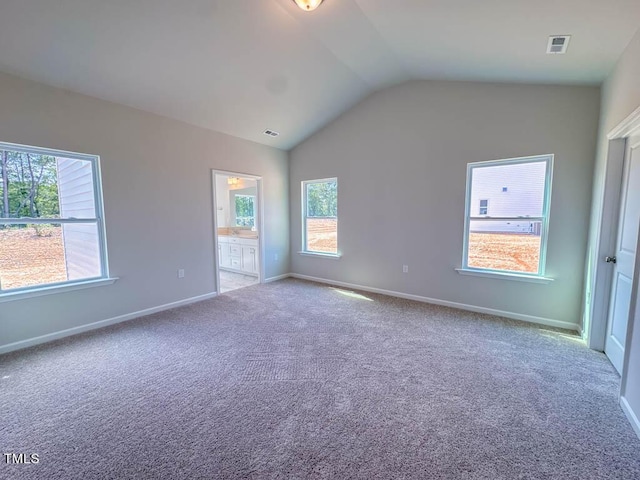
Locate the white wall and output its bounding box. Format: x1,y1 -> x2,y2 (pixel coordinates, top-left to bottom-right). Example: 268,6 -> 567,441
215,175 -> 231,227
590,28 -> 640,438
0,71 -> 289,350
290,80 -> 600,328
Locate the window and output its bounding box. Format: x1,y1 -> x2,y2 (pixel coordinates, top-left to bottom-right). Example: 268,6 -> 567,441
0,142 -> 109,294
235,194 -> 255,227
479,199 -> 489,215
462,155 -> 553,276
302,178 -> 338,255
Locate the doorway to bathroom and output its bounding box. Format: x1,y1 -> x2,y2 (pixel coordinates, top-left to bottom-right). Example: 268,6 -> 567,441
212,171 -> 263,294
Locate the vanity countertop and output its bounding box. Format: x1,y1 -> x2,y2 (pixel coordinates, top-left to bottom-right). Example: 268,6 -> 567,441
218,233 -> 258,240
217,227 -> 258,239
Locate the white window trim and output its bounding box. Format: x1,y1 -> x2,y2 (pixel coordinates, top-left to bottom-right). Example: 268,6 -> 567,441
301,177 -> 339,257
460,154 -> 554,280
297,251 -> 342,259
0,141 -> 114,299
0,278 -> 118,303
455,268 -> 553,284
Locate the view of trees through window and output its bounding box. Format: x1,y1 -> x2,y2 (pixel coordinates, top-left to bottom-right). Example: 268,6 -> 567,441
235,195 -> 255,227
0,145 -> 104,291
304,179 -> 337,254
1,150 -> 60,219
306,181 -> 337,217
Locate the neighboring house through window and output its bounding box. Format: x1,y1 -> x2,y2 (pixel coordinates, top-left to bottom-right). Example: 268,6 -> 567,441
462,154 -> 553,276
0,142 -> 109,294
302,178 -> 338,255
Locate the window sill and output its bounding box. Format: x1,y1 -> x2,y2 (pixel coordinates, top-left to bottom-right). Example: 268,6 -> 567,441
0,277 -> 119,303
298,251 -> 342,260
455,268 -> 553,284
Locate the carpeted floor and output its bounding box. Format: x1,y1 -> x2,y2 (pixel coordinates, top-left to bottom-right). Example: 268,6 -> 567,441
1,279 -> 639,479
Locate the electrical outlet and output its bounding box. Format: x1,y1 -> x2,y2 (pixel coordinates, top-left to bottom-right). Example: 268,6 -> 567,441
178,269 -> 185,279
402,265 -> 409,273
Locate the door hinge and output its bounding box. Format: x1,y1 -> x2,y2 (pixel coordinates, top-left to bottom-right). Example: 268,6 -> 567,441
605,256 -> 617,264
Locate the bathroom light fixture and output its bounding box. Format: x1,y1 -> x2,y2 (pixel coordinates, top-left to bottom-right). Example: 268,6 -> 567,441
227,177 -> 239,186
292,0 -> 324,12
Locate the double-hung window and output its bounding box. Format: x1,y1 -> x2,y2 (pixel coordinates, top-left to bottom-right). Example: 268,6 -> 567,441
461,155 -> 553,277
0,142 -> 110,295
302,178 -> 338,255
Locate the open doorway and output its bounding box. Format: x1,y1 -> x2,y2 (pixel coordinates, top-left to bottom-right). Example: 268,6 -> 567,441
212,171 -> 263,293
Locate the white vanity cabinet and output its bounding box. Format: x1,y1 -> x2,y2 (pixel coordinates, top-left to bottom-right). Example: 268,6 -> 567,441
241,244 -> 259,274
218,236 -> 231,268
218,236 -> 259,276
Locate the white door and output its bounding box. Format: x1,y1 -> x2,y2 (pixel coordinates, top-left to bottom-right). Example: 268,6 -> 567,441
606,135 -> 640,373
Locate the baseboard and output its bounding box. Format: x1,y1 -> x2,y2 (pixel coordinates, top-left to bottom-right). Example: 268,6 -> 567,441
290,273 -> 580,332
0,291 -> 217,355
263,273 -> 292,283
620,396 -> 640,440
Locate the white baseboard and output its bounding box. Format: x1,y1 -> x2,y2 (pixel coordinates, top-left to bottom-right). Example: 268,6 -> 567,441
290,273 -> 580,332
263,273 -> 292,283
621,396 -> 640,440
0,291 -> 217,355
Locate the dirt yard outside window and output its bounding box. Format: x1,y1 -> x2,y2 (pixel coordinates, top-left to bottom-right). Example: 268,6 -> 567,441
306,218 -> 338,254
0,227 -> 67,290
468,232 -> 541,273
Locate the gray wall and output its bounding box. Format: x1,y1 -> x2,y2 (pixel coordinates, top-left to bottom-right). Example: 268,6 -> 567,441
592,29 -> 640,437
290,80 -> 600,327
0,71 -> 289,349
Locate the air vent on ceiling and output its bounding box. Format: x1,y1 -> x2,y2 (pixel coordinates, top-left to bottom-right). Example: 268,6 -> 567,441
547,35 -> 571,54
263,129 -> 280,137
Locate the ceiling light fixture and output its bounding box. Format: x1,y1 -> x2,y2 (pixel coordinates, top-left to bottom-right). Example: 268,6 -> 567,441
292,0 -> 324,12
227,177 -> 239,186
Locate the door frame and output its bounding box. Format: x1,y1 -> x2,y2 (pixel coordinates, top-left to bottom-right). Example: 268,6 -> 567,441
587,106 -> 640,353
211,169 -> 265,294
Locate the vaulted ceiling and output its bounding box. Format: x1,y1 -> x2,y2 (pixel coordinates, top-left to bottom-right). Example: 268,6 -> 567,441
0,0 -> 638,149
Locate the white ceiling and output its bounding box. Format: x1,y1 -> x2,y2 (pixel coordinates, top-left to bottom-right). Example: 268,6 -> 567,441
0,0 -> 638,150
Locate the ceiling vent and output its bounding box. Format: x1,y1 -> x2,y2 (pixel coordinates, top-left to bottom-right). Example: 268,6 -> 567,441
263,129 -> 280,137
547,35 -> 571,54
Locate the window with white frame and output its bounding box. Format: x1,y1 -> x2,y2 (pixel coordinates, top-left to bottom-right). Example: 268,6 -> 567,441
462,155 -> 553,276
0,142 -> 109,293
479,199 -> 489,215
302,178 -> 338,255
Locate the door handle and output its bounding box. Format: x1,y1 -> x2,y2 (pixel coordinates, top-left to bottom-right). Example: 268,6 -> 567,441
605,256 -> 617,264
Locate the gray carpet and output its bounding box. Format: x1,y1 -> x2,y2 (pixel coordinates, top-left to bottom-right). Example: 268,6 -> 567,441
1,278 -> 639,479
